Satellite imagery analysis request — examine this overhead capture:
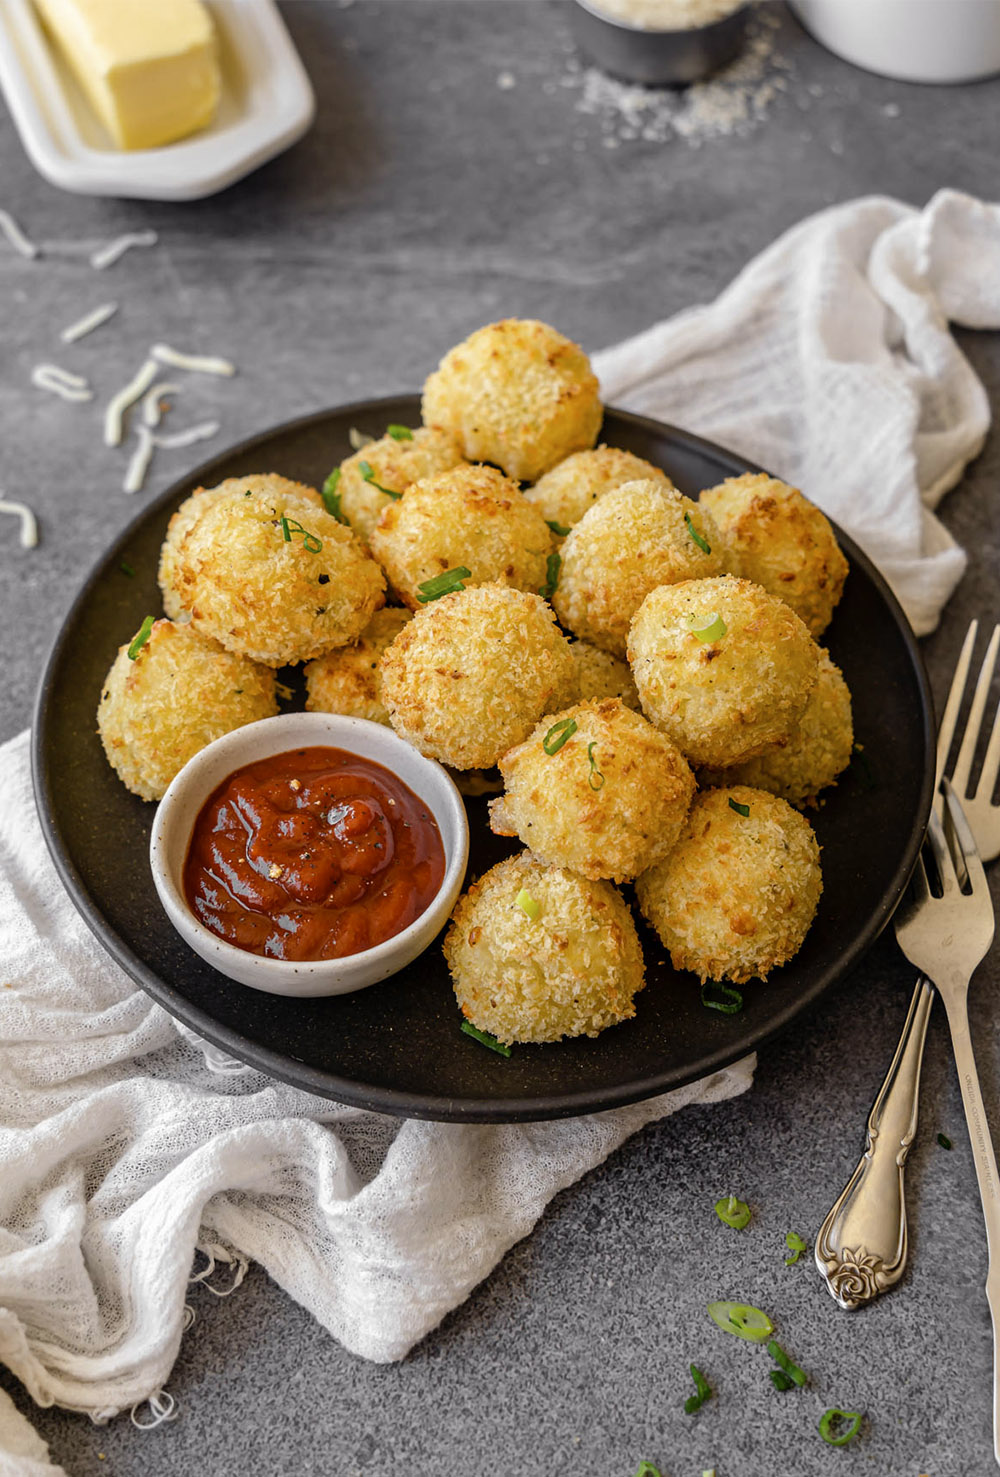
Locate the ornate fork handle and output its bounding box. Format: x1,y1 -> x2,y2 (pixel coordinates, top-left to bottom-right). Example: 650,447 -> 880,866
815,976 -> 934,1308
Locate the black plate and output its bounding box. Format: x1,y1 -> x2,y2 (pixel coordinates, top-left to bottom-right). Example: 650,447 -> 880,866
32,397 -> 934,1122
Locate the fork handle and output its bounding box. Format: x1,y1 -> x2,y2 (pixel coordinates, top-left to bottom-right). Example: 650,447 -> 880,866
938,987 -> 1000,1466
814,975 -> 933,1308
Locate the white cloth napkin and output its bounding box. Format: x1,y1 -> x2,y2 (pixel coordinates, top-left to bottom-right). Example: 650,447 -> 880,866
2,188 -> 997,1458
594,187 -> 1000,636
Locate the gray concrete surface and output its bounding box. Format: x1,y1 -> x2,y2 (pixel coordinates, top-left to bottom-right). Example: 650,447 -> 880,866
2,1 -> 999,1473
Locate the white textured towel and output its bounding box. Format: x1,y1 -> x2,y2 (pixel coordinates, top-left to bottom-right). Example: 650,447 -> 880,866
2,190 -> 997,1461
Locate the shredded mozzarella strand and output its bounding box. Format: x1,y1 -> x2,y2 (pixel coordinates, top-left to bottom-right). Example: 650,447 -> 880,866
123,426 -> 155,494
151,343 -> 236,377
0,209 -> 39,260
142,381 -> 181,428
90,230 -> 158,271
60,302 -> 119,343
0,496 -> 39,548
104,358 -> 158,446
153,420 -> 220,450
31,364 -> 93,402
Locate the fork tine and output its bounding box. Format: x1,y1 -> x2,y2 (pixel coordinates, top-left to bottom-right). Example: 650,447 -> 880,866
924,801 -> 959,896
953,623 -> 1000,800
976,694 -> 1000,805
937,619 -> 979,795
941,777 -> 990,895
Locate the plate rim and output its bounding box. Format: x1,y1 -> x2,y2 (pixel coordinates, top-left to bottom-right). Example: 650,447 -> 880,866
31,395 -> 935,1122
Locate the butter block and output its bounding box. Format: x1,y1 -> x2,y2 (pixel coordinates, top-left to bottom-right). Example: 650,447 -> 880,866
33,0 -> 221,151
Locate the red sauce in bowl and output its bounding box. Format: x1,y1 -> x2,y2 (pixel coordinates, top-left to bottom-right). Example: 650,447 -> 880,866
182,746 -> 446,962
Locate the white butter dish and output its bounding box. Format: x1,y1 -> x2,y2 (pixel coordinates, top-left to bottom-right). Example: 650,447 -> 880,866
0,0 -> 315,200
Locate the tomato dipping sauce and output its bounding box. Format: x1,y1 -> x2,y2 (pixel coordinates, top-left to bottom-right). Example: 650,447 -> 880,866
183,746 -> 446,962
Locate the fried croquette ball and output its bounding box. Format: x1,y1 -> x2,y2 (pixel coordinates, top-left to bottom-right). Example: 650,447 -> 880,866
636,786 -> 822,984
304,607 -> 412,726
445,852 -> 645,1044
699,473 -> 849,638
158,474 -> 322,621
421,318 -> 602,483
570,640 -> 641,710
97,619 -> 277,802
700,648 -> 853,806
163,481 -> 384,667
552,481 -> 728,657
335,425 -> 465,545
524,446 -> 673,538
627,576 -> 820,769
379,583 -> 576,770
369,463 -> 553,610
489,699 -> 695,882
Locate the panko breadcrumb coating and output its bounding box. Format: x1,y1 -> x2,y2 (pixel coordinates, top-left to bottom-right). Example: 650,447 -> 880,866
334,425 -> 465,545
304,607 -> 412,726
445,852 -> 645,1044
158,474 -> 321,621
162,480 -> 385,667
700,648 -> 853,806
524,445 -> 673,538
553,481 -> 728,657
570,640 -> 641,710
635,786 -> 822,985
421,318 -> 603,483
369,463 -> 553,610
627,575 -> 820,769
97,618 -> 277,801
379,583 -> 576,770
489,699 -> 695,882
699,473 -> 848,637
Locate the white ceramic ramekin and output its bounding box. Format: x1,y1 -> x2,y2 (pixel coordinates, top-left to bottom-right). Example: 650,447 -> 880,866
790,0 -> 1000,84
149,712 -> 469,999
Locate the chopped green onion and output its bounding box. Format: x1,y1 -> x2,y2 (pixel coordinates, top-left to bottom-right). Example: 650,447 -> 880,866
714,1194 -> 751,1230
126,616 -> 155,660
684,1363 -> 712,1415
546,519 -> 571,537
767,1339 -> 807,1387
769,1369 -> 794,1392
386,424 -> 413,441
515,888 -> 540,921
119,560 -> 135,577
784,1231 -> 808,1264
688,611 -> 727,642
707,1300 -> 773,1342
322,467 -> 348,524
279,516 -> 323,553
634,1465 -> 663,1477
818,1409 -> 862,1447
701,981 -> 743,1015
728,797 -> 750,817
543,717 -> 577,755
460,1020 -> 511,1057
539,551 -> 561,600
587,740 -> 605,791
359,459 -> 401,499
938,1132 -> 952,1150
416,566 -> 472,603
684,510 -> 711,554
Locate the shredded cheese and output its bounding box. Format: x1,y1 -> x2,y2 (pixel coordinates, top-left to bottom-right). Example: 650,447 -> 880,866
61,302 -> 119,343
0,495 -> 39,548
152,343 -> 235,377
31,364 -> 93,402
104,358 -> 159,446
0,209 -> 38,260
142,381 -> 181,428
90,230 -> 158,271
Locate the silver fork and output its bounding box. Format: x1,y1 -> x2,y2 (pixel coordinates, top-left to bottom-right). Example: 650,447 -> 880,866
816,620 -> 1000,1310
896,781 -> 997,1460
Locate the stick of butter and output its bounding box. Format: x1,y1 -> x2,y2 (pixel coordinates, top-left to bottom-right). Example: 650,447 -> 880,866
32,0 -> 221,151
